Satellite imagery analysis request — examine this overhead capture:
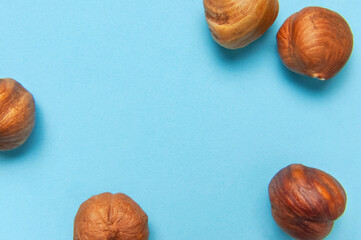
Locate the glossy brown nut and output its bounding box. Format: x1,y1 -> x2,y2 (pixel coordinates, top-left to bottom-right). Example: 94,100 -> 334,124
269,164 -> 346,240
204,0 -> 279,49
74,192 -> 149,240
277,7 -> 353,80
0,78 -> 35,151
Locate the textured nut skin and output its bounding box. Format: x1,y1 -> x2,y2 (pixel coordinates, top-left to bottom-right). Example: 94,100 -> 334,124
204,0 -> 279,49
74,192 -> 149,240
277,7 -> 353,80
0,78 -> 35,151
269,164 -> 346,240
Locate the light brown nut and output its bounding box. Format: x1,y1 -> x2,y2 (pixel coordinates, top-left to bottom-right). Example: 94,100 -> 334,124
0,78 -> 35,151
204,0 -> 279,49
74,192 -> 149,240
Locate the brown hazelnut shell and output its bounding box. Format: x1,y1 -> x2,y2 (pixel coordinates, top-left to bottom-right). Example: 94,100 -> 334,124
0,78 -> 35,151
74,192 -> 149,240
277,7 -> 353,80
269,164 -> 346,240
204,0 -> 279,49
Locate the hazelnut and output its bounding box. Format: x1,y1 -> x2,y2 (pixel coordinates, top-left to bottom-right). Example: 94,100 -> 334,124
269,164 -> 346,240
74,192 -> 149,240
277,7 -> 353,80
0,78 -> 35,151
203,0 -> 279,49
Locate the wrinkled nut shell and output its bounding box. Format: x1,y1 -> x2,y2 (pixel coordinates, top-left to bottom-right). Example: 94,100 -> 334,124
0,78 -> 35,151
74,192 -> 149,240
269,164 -> 346,240
204,0 -> 279,49
277,7 -> 353,80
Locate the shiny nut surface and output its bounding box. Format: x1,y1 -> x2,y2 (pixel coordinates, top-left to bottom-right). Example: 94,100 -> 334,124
269,164 -> 346,240
0,78 -> 35,151
204,0 -> 279,49
277,7 -> 353,80
74,192 -> 149,240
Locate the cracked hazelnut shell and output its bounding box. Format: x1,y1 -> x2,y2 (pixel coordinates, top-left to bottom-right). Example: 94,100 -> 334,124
204,0 -> 279,49
74,192 -> 149,240
277,7 -> 353,80
269,164 -> 346,240
0,78 -> 35,151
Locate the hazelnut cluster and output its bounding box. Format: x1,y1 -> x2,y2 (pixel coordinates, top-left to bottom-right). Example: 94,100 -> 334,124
0,1 -> 353,240
204,1 -> 353,80
202,1 -> 350,239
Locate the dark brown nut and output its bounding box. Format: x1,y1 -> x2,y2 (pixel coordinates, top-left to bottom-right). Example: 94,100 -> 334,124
204,0 -> 279,49
0,78 -> 35,151
74,192 -> 149,240
269,164 -> 346,240
277,7 -> 353,80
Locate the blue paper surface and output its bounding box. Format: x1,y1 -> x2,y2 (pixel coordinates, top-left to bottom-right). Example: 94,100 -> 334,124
0,1 -> 360,239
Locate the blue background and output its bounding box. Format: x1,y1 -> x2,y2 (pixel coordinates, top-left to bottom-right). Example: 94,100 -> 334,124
0,0 -> 360,239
